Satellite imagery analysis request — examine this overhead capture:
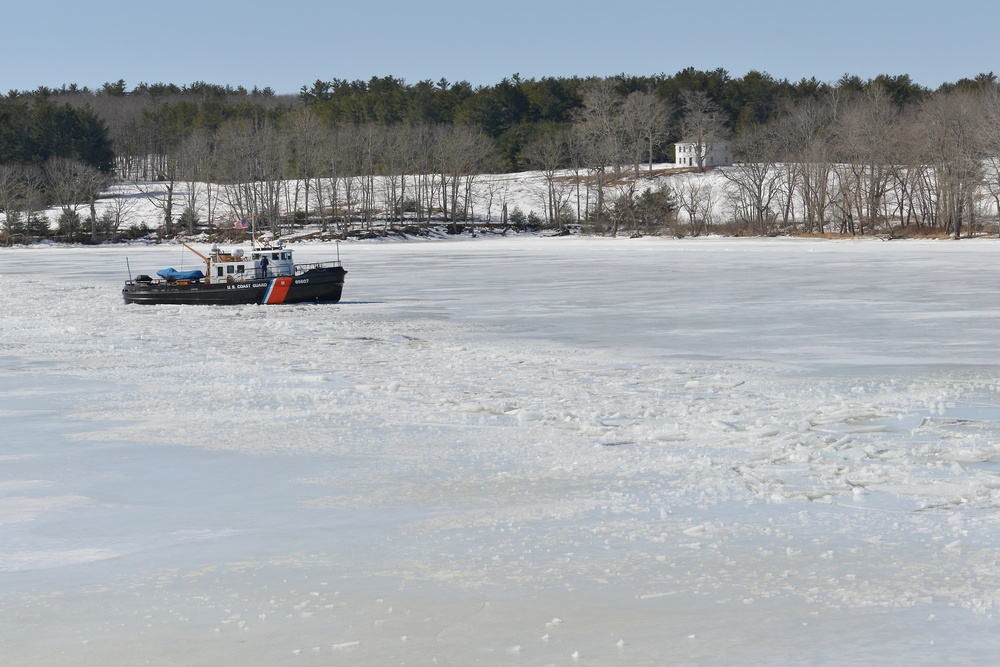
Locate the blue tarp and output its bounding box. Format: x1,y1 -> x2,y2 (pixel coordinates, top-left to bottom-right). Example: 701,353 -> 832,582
156,267 -> 205,281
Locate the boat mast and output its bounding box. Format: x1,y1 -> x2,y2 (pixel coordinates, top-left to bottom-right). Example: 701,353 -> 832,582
182,242 -> 209,263
182,242 -> 212,276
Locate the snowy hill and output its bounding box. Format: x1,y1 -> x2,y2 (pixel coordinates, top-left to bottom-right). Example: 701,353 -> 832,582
28,164 -> 729,243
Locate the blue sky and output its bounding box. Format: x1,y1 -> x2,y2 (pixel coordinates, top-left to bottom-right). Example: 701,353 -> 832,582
5,0 -> 997,94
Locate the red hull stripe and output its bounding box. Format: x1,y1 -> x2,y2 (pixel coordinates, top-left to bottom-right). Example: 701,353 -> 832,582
263,278 -> 293,304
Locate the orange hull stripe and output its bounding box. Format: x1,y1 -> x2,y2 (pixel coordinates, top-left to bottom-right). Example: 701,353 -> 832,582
263,278 -> 293,304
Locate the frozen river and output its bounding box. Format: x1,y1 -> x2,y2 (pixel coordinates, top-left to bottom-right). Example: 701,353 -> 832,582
2,236 -> 1000,665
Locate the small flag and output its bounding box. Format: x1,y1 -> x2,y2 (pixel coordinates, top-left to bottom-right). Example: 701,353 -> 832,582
234,219 -> 249,230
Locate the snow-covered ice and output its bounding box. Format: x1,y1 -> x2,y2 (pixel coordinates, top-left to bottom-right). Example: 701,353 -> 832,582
2,236 -> 1000,665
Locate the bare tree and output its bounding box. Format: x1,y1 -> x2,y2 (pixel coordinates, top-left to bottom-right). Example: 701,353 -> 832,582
679,90 -> 729,172
45,157 -> 104,242
565,126 -> 589,224
325,124 -> 350,233
883,110 -> 927,234
573,79 -> 625,232
214,118 -> 287,236
286,109 -> 327,228
610,177 -> 640,236
676,176 -> 715,236
175,129 -> 214,234
620,91 -> 671,176
439,125 -> 492,226
409,124 -> 441,225
132,117 -> 182,238
830,88 -> 899,235
355,124 -> 380,232
103,183 -> 140,240
917,91 -> 987,238
21,166 -> 47,241
379,124 -> 411,226
980,87 -> 1000,232
523,129 -> 572,229
307,129 -> 334,234
84,170 -> 109,242
775,97 -> 839,233
476,173 -> 509,225
723,124 -> 782,235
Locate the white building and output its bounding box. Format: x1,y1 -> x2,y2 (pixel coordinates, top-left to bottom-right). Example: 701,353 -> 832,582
674,141 -> 731,168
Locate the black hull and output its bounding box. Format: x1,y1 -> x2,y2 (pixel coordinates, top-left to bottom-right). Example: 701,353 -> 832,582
123,267 -> 346,305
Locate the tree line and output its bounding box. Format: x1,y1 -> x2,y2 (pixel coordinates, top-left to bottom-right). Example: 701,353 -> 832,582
722,81 -> 1000,238
6,69 -> 971,173
2,69 -> 1000,244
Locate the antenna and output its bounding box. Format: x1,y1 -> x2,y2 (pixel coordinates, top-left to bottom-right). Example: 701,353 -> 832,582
126,257 -> 133,282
